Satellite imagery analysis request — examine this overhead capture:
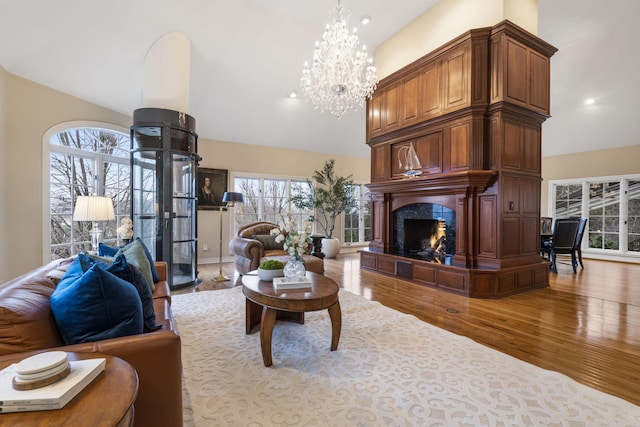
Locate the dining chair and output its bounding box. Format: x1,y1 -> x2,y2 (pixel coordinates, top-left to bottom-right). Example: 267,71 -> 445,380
573,217 -> 588,269
541,218 -> 581,273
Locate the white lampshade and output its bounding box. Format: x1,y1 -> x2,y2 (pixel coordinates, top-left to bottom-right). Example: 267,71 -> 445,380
73,196 -> 115,222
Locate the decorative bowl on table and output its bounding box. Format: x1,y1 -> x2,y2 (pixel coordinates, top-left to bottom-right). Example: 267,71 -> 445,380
257,259 -> 285,281
257,268 -> 284,281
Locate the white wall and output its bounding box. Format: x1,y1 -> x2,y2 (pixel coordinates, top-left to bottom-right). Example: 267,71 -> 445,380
375,0 -> 538,78
0,66 -> 8,281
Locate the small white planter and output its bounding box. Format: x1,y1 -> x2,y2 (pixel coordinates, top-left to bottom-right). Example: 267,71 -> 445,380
321,238 -> 341,259
257,268 -> 284,281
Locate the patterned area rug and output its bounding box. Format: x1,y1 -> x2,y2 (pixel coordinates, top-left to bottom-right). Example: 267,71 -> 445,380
173,287 -> 640,426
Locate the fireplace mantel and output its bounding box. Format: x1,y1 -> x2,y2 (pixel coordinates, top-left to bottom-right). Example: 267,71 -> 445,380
361,21 -> 556,298
367,170 -> 498,197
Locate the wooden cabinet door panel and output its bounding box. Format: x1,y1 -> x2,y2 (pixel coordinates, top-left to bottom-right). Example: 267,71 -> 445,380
478,196 -> 497,257
361,252 -> 378,270
419,62 -> 442,119
529,50 -> 550,112
368,93 -> 383,138
443,47 -> 470,112
521,217 -> 539,255
521,177 -> 540,214
521,125 -> 540,172
506,39 -> 528,104
371,145 -> 389,182
415,133 -> 443,173
502,121 -> 521,169
450,122 -> 471,171
402,72 -> 420,125
384,84 -> 400,131
501,218 -> 520,256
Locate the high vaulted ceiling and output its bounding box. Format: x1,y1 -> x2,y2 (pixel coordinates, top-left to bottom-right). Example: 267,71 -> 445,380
1,1 -> 638,158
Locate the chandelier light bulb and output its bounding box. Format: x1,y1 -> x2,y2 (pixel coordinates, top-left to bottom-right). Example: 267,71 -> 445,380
300,1 -> 378,118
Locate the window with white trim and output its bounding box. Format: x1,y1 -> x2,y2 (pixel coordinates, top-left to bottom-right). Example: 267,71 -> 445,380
232,175 -> 312,231
343,184 -> 371,244
550,175 -> 640,258
48,126 -> 130,260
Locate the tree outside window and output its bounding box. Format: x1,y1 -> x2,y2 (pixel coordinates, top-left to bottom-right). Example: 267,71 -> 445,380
49,127 -> 130,260
232,176 -> 311,232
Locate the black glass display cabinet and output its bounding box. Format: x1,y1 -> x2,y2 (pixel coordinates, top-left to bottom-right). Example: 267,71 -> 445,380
130,108 -> 199,289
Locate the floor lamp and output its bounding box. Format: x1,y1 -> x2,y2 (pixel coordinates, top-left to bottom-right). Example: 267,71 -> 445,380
214,191 -> 244,282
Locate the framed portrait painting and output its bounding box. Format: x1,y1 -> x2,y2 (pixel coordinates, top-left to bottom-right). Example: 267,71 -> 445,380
197,168 -> 228,209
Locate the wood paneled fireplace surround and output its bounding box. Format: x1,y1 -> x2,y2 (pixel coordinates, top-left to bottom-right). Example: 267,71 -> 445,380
360,21 -> 558,298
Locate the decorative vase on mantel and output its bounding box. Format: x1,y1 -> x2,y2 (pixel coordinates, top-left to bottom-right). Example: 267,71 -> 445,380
284,255 -> 306,280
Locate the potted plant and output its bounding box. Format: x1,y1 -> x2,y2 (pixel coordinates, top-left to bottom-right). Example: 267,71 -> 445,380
290,159 -> 358,258
258,259 -> 285,281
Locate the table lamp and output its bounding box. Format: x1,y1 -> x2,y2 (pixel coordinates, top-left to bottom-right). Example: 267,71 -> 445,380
215,192 -> 244,282
73,195 -> 115,253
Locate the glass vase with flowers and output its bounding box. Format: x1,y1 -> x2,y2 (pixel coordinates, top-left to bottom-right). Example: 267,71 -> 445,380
270,216 -> 313,280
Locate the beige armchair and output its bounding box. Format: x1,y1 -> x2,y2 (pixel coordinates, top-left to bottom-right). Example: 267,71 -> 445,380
229,221 -> 324,275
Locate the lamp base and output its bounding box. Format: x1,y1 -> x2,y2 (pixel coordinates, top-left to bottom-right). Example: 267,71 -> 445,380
214,274 -> 230,282
90,222 -> 103,254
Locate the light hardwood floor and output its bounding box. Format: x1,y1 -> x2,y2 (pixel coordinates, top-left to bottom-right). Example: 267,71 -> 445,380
190,254 -> 640,406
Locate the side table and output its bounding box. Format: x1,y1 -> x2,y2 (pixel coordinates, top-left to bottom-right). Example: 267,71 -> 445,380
0,352 -> 138,427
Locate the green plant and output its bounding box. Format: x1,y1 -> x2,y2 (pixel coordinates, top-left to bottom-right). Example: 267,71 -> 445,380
290,159 -> 358,238
259,259 -> 285,270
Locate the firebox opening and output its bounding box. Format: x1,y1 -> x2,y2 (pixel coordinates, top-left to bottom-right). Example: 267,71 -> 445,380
392,203 -> 455,264
404,218 -> 447,263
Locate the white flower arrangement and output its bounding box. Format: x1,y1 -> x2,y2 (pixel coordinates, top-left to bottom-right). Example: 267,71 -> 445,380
270,216 -> 313,258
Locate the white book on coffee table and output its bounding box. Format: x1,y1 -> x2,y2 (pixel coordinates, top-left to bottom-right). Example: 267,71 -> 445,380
273,276 -> 312,290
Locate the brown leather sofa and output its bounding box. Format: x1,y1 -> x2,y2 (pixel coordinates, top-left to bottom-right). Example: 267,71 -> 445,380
0,257 -> 182,427
230,221 -> 324,275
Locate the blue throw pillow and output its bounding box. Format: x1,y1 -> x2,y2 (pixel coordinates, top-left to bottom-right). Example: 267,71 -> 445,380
98,242 -> 118,257
50,263 -> 143,345
56,254 -> 93,293
106,255 -> 161,333
69,253 -> 159,333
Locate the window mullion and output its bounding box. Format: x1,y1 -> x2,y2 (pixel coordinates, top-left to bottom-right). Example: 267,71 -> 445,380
620,180 -> 629,254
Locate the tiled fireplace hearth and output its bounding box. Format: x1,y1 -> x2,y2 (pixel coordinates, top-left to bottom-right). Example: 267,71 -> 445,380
360,21 -> 556,298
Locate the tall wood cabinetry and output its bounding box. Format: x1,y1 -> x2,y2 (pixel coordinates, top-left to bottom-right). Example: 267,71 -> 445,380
362,21 -> 557,298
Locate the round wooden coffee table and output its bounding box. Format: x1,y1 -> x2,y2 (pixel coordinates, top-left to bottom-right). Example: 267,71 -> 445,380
242,271 -> 341,367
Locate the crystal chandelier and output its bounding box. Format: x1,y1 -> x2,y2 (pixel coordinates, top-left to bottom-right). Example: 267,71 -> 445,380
301,0 -> 378,118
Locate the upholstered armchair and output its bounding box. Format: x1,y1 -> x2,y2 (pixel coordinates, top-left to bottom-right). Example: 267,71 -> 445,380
229,221 -> 324,275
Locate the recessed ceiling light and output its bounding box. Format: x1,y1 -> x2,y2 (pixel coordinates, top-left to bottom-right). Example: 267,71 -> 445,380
584,97 -> 596,105
288,91 -> 298,99
361,16 -> 371,25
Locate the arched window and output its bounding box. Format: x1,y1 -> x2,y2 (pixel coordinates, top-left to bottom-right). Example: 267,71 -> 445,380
45,123 -> 130,260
